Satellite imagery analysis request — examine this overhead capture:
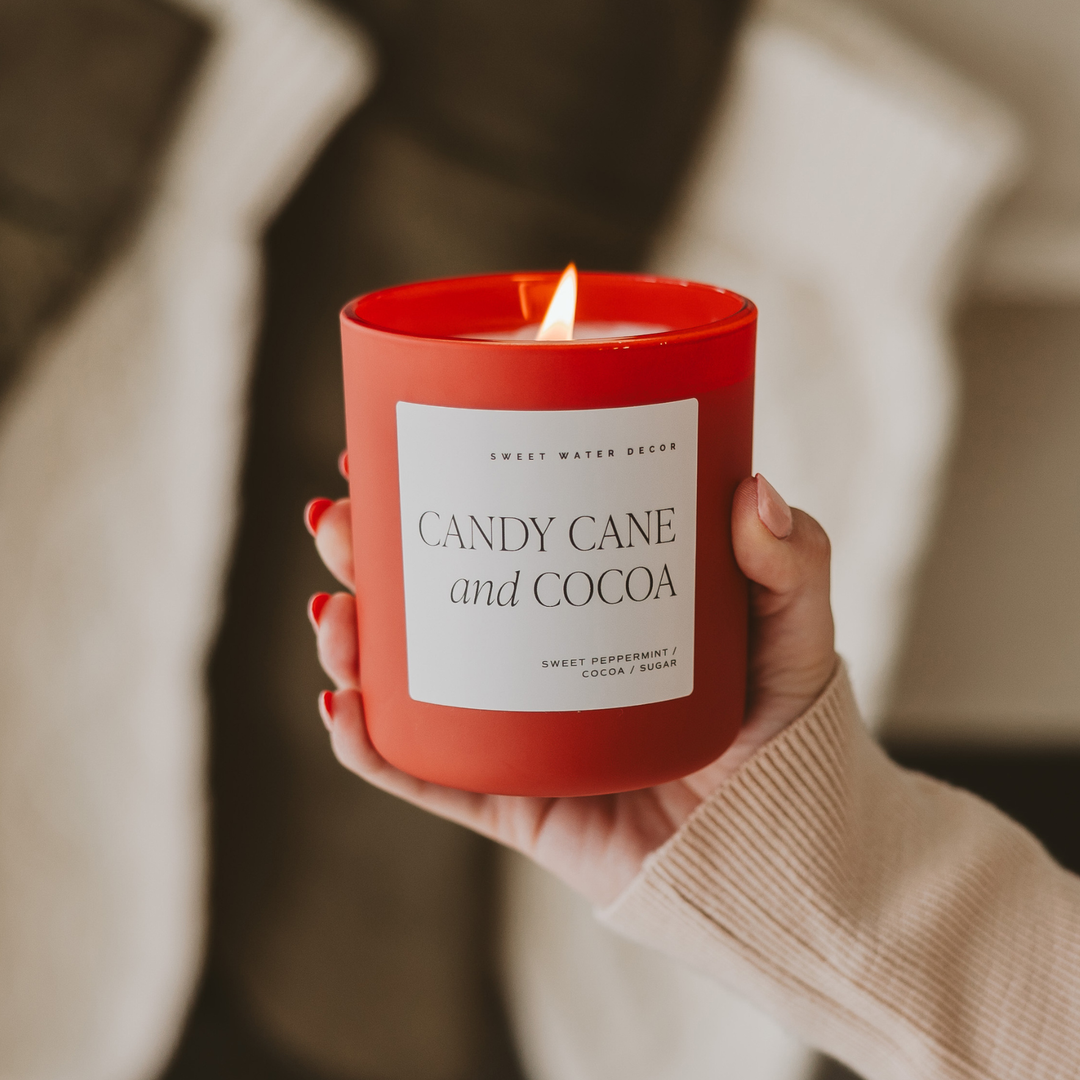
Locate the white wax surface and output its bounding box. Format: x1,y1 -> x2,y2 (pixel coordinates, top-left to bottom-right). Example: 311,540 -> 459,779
461,321 -> 670,341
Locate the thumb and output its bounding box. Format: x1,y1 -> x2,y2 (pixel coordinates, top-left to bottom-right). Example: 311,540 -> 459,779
732,475 -> 837,725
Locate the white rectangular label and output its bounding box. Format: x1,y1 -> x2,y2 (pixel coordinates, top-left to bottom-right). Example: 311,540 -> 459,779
396,400 -> 698,711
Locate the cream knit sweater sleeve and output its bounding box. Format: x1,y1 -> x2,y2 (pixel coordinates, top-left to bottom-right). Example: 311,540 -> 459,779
599,666 -> 1080,1080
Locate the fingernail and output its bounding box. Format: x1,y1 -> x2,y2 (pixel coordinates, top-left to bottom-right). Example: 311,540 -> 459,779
308,592 -> 330,630
338,450 -> 349,480
318,690 -> 335,730
304,498 -> 333,536
756,474 -> 793,539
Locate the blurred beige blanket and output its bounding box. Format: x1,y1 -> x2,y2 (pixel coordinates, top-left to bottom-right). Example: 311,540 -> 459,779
0,1 -> 369,1076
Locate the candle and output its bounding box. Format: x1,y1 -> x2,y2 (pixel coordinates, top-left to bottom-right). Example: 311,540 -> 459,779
340,270 -> 756,796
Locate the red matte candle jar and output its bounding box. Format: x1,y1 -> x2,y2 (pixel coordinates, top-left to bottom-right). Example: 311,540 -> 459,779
340,271 -> 756,796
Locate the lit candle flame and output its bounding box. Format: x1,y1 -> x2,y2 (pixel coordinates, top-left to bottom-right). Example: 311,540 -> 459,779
536,263 -> 577,340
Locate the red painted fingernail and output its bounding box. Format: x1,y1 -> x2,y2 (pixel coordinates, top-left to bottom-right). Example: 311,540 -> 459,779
338,450 -> 349,480
755,474 -> 794,539
304,498 -> 333,536
308,592 -> 330,630
318,690 -> 335,729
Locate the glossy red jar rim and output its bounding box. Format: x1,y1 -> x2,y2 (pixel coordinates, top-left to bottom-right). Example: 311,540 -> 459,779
344,270 -> 755,348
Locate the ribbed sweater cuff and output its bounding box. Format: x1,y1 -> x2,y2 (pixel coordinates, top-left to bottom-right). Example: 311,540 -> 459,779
598,665 -> 1080,1080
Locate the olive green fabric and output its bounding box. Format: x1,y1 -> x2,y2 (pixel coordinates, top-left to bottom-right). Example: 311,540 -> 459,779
0,0 -> 206,401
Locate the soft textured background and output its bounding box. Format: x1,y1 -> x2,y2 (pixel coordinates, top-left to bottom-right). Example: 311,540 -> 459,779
0,3 -> 1077,1080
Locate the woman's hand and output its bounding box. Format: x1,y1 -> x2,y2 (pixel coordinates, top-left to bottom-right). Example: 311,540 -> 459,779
305,473 -> 836,906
